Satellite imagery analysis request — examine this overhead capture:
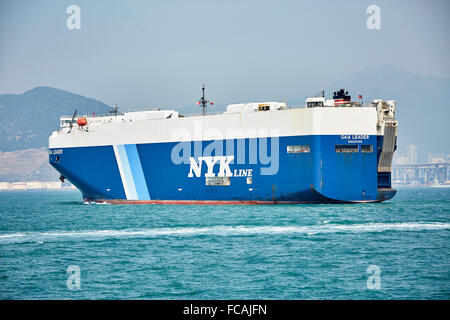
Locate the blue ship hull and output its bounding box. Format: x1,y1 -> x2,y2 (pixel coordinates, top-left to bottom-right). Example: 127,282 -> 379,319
49,134 -> 396,204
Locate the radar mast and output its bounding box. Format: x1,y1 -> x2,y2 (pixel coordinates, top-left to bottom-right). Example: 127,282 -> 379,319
197,85 -> 213,115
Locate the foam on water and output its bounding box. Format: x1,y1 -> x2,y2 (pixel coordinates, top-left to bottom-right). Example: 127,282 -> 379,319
0,222 -> 448,244
82,200 -> 110,205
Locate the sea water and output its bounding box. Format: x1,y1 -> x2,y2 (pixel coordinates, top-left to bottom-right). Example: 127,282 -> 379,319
0,188 -> 448,299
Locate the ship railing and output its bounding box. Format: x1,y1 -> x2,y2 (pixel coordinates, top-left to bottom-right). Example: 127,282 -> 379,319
334,102 -> 365,107
59,112 -> 125,119
60,107 -> 185,120
60,102 -> 377,121
182,111 -> 225,117
60,102 -> 376,125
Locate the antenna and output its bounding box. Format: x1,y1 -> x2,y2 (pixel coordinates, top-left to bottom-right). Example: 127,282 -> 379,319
197,85 -> 213,115
69,109 -> 77,132
109,104 -> 119,116
314,90 -> 325,98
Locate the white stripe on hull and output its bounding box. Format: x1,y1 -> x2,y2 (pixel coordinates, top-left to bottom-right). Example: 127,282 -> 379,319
113,145 -> 138,200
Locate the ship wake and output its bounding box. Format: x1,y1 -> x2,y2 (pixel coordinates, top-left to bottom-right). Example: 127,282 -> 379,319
0,222 -> 449,244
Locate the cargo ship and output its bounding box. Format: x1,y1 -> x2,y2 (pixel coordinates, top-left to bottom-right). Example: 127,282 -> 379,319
49,88 -> 398,204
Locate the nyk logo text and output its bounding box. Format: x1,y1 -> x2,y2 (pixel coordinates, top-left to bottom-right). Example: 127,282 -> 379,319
188,156 -> 253,178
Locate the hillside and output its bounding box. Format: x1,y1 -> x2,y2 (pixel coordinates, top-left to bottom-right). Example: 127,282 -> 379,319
0,148 -> 59,182
0,87 -> 110,152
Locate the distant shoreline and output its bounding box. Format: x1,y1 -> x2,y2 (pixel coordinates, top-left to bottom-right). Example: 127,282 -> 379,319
0,181 -> 76,191
394,185 -> 450,188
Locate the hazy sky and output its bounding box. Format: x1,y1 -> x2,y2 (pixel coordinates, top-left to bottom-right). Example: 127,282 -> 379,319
0,0 -> 449,108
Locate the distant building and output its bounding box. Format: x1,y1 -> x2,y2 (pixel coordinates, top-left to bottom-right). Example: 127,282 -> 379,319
0,182 -> 10,191
428,153 -> 446,163
394,155 -> 408,165
11,182 -> 27,190
0,181 -> 76,191
406,144 -> 418,164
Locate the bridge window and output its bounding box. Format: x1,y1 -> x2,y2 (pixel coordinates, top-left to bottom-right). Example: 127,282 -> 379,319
287,145 -> 310,153
335,145 -> 358,153
258,105 -> 270,111
307,101 -> 324,108
361,145 -> 373,153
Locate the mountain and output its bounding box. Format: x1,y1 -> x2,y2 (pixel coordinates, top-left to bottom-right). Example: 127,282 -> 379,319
0,86 -> 110,152
325,65 -> 450,158
0,148 -> 59,182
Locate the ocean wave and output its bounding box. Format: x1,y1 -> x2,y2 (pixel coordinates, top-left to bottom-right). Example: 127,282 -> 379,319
0,222 -> 448,244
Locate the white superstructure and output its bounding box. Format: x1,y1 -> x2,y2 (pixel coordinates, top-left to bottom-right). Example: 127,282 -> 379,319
51,105 -> 380,149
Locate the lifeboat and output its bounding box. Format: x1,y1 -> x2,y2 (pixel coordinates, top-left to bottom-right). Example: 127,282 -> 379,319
77,117 -> 87,126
